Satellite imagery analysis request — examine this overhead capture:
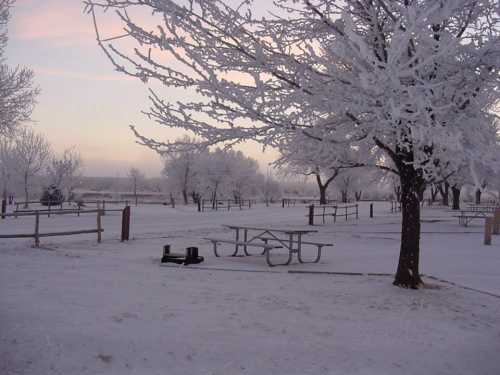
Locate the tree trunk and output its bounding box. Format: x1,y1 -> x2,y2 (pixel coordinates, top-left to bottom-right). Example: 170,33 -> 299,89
182,189 -> 188,205
341,190 -> 348,203
418,185 -> 425,203
393,184 -> 401,202
393,165 -> 423,289
475,189 -> 481,204
441,182 -> 449,206
24,173 -> 29,208
430,185 -> 439,203
451,186 -> 461,210
355,191 -> 362,201
318,184 -> 327,205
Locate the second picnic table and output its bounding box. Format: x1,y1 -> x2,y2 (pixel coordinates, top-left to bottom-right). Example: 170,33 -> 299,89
205,225 -> 333,266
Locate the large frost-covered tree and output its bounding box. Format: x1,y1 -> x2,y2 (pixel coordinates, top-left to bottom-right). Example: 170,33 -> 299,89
87,0 -> 500,288
162,136 -> 201,205
47,148 -> 82,199
14,127 -> 51,206
0,0 -> 38,135
0,135 -> 16,200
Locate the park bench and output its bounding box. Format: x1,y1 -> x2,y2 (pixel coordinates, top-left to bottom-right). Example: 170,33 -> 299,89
204,238 -> 283,256
256,236 -> 333,263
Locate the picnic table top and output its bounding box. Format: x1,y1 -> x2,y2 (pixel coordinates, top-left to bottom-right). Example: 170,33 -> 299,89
223,224 -> 318,234
458,209 -> 494,214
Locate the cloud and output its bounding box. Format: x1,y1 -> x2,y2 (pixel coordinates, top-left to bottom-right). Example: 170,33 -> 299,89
11,1 -> 91,43
10,0 -> 125,45
34,67 -> 135,82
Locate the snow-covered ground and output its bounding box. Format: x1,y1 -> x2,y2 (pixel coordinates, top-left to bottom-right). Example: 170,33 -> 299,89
1,202 -> 499,375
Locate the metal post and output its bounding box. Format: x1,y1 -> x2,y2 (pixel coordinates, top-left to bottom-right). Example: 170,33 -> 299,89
1,199 -> 6,219
121,206 -> 130,241
356,204 -> 359,219
102,200 -> 106,216
308,204 -> 314,226
34,211 -> 40,247
97,210 -> 102,243
198,199 -> 202,212
370,203 -> 373,218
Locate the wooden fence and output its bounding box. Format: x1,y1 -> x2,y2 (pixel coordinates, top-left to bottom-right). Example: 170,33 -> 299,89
390,201 -> 402,213
282,198 -> 337,207
307,204 -> 359,225
0,209 -> 104,247
198,199 -> 255,212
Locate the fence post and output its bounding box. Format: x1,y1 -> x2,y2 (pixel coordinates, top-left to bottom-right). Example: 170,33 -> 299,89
370,203 -> 373,218
97,210 -> 102,243
308,204 -> 314,226
121,206 -> 130,242
1,198 -> 6,219
282,199 -> 285,208
34,211 -> 40,247
356,204 -> 359,219
493,208 -> 500,235
48,202 -> 51,218
197,199 -> 202,212
102,200 -> 106,216
345,206 -> 348,221
484,217 -> 492,245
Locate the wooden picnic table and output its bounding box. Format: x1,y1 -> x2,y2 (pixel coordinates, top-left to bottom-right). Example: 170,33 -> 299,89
205,225 -> 332,266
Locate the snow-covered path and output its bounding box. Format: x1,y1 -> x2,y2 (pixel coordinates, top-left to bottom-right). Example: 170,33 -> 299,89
1,202 -> 499,374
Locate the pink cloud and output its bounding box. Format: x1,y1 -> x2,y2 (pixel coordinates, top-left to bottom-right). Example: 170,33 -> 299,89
11,0 -> 126,45
34,67 -> 135,82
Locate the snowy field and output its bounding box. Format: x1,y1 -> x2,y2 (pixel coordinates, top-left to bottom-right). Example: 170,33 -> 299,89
1,202 -> 499,375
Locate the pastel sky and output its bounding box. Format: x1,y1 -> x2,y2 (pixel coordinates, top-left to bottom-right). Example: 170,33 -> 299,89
6,0 -> 277,177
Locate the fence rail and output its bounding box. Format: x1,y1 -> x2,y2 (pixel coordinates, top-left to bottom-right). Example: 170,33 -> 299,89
307,204 -> 359,225
282,198 -> 337,207
7,207 -> 123,219
197,199 -> 255,212
0,210 -> 104,247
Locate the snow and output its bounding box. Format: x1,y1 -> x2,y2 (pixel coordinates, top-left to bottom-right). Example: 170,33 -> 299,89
1,202 -> 500,375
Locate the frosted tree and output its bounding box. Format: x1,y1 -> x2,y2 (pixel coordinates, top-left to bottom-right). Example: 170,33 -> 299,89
47,148 -> 82,200
0,0 -> 38,136
260,172 -> 282,206
276,128 -> 368,204
128,167 -> 145,206
87,0 -> 499,288
225,150 -> 261,202
162,136 -> 201,205
13,127 -> 51,207
0,135 -> 16,201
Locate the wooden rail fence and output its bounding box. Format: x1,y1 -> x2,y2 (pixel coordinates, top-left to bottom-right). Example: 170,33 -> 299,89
0,209 -> 105,247
308,204 -> 359,225
197,199 -> 255,212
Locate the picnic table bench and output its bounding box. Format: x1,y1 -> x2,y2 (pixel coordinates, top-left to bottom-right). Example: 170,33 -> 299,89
455,206 -> 496,227
205,225 -> 333,266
